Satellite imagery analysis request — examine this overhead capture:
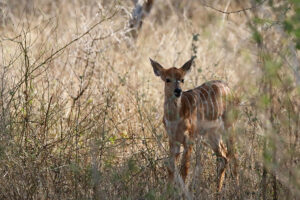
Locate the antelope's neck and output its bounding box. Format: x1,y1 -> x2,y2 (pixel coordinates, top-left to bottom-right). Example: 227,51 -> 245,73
164,94 -> 182,121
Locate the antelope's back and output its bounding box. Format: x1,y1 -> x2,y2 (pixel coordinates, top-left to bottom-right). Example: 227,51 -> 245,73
181,80 -> 231,121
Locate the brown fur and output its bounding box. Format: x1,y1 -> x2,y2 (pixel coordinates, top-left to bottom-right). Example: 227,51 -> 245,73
150,57 -> 238,192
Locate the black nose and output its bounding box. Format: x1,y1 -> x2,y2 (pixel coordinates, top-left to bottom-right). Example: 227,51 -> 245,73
174,88 -> 182,97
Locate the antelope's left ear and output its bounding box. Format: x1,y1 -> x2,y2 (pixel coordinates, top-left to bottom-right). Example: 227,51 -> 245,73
180,56 -> 195,74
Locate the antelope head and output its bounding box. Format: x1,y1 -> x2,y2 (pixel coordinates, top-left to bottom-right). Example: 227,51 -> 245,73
149,57 -> 195,98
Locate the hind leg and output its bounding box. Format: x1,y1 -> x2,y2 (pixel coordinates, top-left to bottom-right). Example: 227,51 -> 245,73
223,111 -> 239,183
226,130 -> 239,185
223,119 -> 239,185
207,130 -> 228,192
215,141 -> 228,192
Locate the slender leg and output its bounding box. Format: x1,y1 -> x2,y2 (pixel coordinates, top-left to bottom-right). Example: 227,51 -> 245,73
168,140 -> 180,183
207,130 -> 228,192
216,141 -> 228,192
224,124 -> 239,187
223,113 -> 239,185
227,135 -> 239,184
180,140 -> 193,183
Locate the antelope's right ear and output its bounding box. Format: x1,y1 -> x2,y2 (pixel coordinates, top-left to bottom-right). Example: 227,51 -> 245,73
150,58 -> 164,77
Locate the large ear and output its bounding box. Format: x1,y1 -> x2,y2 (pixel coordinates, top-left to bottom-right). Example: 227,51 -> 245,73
150,58 -> 164,77
180,56 -> 195,74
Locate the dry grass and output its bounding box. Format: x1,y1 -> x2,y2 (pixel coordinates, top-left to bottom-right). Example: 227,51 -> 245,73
0,0 -> 299,199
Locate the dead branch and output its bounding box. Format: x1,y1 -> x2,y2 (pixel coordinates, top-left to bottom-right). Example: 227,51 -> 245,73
199,0 -> 267,15
129,0 -> 154,38
5,10 -> 118,108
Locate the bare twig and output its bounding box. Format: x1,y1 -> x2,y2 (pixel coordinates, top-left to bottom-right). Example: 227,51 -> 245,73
6,10 -> 119,107
199,0 -> 267,15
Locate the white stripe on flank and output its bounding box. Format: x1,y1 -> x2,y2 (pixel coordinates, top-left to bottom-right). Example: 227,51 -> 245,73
201,86 -> 214,119
197,87 -> 209,119
217,83 -> 224,113
207,83 -> 219,119
190,91 -> 199,121
192,90 -> 204,120
182,93 -> 192,117
186,91 -> 197,116
218,83 -> 229,111
190,91 -> 202,118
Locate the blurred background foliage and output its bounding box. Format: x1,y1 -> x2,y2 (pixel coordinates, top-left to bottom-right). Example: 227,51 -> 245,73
0,0 -> 299,199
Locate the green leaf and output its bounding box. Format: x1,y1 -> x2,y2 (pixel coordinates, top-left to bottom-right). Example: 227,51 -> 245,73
290,0 -> 300,6
252,30 -> 262,45
260,94 -> 271,107
263,147 -> 272,164
145,190 -> 156,200
283,20 -> 294,33
296,40 -> 300,49
253,17 -> 273,25
109,135 -> 116,144
128,159 -> 138,172
69,163 -> 80,174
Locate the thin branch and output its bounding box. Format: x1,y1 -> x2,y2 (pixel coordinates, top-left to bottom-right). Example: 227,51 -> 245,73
31,11 -> 118,75
6,10 -> 119,107
199,0 -> 267,15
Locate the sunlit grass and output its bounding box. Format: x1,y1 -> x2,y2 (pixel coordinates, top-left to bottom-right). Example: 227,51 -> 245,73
0,0 -> 299,199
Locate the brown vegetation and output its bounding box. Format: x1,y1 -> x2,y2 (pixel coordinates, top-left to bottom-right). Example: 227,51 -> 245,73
0,0 -> 299,199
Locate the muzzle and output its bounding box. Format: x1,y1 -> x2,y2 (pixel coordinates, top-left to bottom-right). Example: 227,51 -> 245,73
174,88 -> 182,98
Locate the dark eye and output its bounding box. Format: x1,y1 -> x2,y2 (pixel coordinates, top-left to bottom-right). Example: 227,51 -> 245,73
181,79 -> 184,83
166,79 -> 171,83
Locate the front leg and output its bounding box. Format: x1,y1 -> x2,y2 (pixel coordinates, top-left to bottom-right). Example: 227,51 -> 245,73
168,140 -> 180,183
180,137 -> 193,183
